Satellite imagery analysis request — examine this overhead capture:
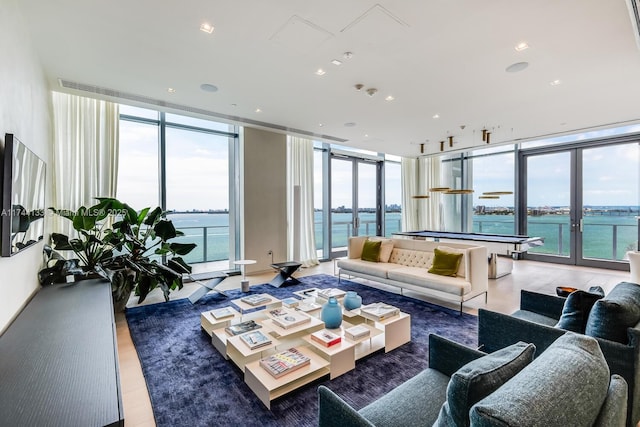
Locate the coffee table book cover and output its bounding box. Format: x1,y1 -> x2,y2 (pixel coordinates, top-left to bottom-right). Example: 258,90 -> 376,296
317,288 -> 346,299
310,330 -> 341,347
296,300 -> 321,312
225,320 -> 262,336
259,347 -> 310,378
360,302 -> 400,321
240,330 -> 272,350
345,324 -> 371,340
281,297 -> 300,308
268,308 -> 311,329
210,307 -> 235,319
241,294 -> 272,306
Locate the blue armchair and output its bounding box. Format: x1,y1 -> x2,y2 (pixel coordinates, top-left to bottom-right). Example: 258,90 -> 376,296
478,286 -> 640,427
318,333 -> 628,427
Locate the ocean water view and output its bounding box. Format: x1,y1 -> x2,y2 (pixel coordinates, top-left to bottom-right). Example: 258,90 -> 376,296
168,209 -> 639,264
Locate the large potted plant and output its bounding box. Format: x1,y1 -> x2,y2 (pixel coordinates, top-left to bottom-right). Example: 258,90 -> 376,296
49,197 -> 196,310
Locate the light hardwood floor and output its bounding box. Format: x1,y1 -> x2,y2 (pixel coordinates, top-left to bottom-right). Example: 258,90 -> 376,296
115,260 -> 631,426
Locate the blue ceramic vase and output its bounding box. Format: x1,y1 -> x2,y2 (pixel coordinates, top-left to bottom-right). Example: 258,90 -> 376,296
321,296 -> 342,329
343,291 -> 362,310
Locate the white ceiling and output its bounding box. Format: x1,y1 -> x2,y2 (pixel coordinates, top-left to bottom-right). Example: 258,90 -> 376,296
17,0 -> 640,156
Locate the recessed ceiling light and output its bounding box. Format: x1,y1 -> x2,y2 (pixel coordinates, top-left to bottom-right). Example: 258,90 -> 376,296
550,79 -> 562,86
343,51 -> 353,59
200,83 -> 218,92
167,88 -> 176,93
385,95 -> 395,101
364,134 -> 369,137
432,114 -> 440,119
315,69 -> 326,76
331,59 -> 342,66
344,122 -> 356,127
505,62 -> 529,73
515,42 -> 529,51
200,23 -> 214,34
319,123 -> 324,127
255,108 -> 262,113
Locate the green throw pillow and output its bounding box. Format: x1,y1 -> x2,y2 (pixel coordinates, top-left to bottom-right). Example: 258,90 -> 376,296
361,240 -> 382,262
428,248 -> 463,276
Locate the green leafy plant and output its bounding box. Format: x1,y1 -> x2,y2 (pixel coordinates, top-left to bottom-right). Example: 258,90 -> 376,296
49,197 -> 196,306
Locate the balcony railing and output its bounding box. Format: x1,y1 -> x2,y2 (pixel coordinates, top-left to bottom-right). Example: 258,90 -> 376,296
474,219 -> 638,261
174,225 -> 230,264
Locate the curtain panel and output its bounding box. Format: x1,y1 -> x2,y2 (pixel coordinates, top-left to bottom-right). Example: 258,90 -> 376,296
401,156 -> 442,232
286,136 -> 319,267
50,92 -> 119,235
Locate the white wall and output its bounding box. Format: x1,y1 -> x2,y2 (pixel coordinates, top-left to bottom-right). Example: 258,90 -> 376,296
0,0 -> 52,333
242,128 -> 287,274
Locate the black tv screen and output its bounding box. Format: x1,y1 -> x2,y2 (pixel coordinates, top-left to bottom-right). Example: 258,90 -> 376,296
1,133 -> 46,256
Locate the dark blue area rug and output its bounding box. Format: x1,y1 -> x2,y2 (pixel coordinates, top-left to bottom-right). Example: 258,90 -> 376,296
125,274 -> 478,427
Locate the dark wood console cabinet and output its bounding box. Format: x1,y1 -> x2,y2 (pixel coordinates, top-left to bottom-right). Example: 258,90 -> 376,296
0,279 -> 124,426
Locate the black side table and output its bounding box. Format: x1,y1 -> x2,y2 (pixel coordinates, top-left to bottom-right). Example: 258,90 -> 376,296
268,261 -> 302,287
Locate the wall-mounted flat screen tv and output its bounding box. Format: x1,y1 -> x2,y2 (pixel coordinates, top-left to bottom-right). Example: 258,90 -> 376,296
1,133 -> 46,256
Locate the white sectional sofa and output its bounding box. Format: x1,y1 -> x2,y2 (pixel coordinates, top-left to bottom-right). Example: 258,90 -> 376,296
337,236 -> 488,312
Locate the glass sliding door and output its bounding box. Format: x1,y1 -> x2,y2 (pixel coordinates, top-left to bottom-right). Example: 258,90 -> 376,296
521,140 -> 639,269
523,151 -> 574,262
581,143 -> 639,263
330,157 -> 353,253
357,162 -> 378,236
330,155 -> 381,257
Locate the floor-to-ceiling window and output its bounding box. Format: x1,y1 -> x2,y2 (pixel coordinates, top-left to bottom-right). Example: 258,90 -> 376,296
118,105 -> 239,269
384,155 -> 402,237
470,146 -> 516,235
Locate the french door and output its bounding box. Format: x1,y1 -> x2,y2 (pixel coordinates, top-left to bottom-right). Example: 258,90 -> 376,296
520,140 -> 639,269
330,155 -> 381,257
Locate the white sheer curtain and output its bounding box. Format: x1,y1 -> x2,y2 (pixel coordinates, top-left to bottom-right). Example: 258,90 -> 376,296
287,136 -> 319,267
50,92 -> 119,234
401,156 -> 442,231
401,157 -> 420,231
423,156 -> 443,230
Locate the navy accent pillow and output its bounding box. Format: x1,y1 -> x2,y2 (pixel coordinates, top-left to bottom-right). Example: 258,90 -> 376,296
585,282 -> 640,344
433,342 -> 536,427
555,290 -> 603,333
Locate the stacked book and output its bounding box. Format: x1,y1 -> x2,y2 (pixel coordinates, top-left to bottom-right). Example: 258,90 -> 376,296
225,320 -> 262,336
310,330 -> 342,347
281,297 -> 300,308
241,294 -> 271,306
345,324 -> 371,340
259,347 -> 310,378
239,330 -> 272,350
268,308 -> 311,329
317,288 -> 346,299
209,307 -> 235,320
359,302 -> 400,321
296,300 -> 322,313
